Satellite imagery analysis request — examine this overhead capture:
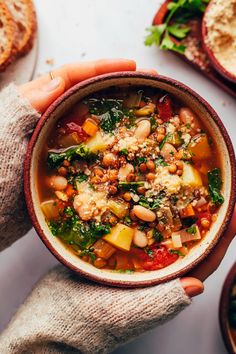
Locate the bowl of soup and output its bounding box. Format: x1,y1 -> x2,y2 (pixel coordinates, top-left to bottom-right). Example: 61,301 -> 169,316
24,72 -> 236,287
220,263 -> 236,354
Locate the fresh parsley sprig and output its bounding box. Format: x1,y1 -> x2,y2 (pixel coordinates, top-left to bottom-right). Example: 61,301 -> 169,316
145,0 -> 210,54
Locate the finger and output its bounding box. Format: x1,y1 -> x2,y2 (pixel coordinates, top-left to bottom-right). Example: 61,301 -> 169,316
20,59 -> 136,93
180,277 -> 204,297
138,68 -> 158,75
20,77 -> 66,113
188,205 -> 236,282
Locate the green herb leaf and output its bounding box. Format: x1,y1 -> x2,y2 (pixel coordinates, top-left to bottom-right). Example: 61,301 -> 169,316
47,144 -> 92,169
118,181 -> 144,191
155,156 -> 168,167
79,249 -> 96,262
208,168 -> 224,205
139,191 -> 165,210
75,173 -> 88,183
169,249 -> 183,256
168,24 -> 190,39
186,225 -> 197,234
145,24 -> 167,46
153,229 -> 164,242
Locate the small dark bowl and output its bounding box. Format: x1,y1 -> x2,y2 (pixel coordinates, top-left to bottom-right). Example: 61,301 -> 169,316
220,263 -> 236,354
24,72 -> 236,287
202,2 -> 236,84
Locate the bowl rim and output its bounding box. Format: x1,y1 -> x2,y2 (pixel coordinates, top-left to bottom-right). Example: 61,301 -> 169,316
219,262 -> 236,354
24,71 -> 236,287
202,3 -> 236,84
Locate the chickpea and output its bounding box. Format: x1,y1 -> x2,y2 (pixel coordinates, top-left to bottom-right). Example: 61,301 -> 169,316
139,163 -> 147,173
94,167 -> 104,177
90,176 -> 101,184
137,186 -> 146,195
102,152 -> 117,167
157,134 -> 165,143
175,150 -> 183,160
109,169 -> 118,182
118,163 -> 134,181
176,160 -> 184,170
146,160 -> 155,171
177,169 -> 183,176
108,185 -> 117,195
132,205 -> 156,222
201,218 -> 210,229
168,164 -> 177,174
58,166 -> 67,176
134,120 -> 151,141
109,215 -> 118,225
157,126 -> 166,135
49,175 -> 68,190
126,173 -> 135,182
123,192 -> 132,201
146,172 -> 155,181
63,160 -> 70,167
133,229 -> 148,248
94,258 -> 107,269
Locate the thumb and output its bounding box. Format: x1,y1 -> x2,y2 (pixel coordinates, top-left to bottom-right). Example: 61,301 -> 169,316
180,277 -> 204,297
20,77 -> 66,113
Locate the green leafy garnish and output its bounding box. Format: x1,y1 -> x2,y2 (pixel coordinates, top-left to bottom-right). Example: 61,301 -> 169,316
159,133 -> 172,150
186,225 -> 197,235
86,98 -> 124,133
153,229 -> 164,242
169,249 -> 183,256
145,0 -> 209,54
155,156 -> 168,167
75,173 -> 88,183
47,144 -> 92,169
118,181 -> 144,190
79,249 -> 96,262
120,149 -> 129,156
48,217 -> 110,249
208,168 -> 224,205
139,191 -> 165,210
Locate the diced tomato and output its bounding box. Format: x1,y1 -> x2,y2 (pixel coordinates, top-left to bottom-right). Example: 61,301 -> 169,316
131,244 -> 178,271
157,94 -> 173,121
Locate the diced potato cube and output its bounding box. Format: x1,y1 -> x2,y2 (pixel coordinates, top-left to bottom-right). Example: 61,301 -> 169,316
182,163 -> 202,187
41,200 -> 59,219
108,199 -> 129,218
171,233 -> 182,248
103,223 -> 134,251
188,134 -> 211,160
93,239 -> 116,259
85,131 -> 107,153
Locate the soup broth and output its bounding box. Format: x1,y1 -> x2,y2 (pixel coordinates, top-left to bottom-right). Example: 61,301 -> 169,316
38,87 -> 224,273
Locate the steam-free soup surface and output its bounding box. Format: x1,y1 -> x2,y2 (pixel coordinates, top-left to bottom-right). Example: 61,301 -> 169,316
38,87 -> 224,273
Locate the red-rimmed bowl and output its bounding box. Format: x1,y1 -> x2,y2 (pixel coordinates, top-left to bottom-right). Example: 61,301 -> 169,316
202,1 -> 236,84
24,72 -> 236,287
220,263 -> 236,354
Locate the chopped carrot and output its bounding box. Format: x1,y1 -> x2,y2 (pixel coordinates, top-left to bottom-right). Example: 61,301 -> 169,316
82,118 -> 98,136
65,184 -> 76,198
180,204 -> 195,218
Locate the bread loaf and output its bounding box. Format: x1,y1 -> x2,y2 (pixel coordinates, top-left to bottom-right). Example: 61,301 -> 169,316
0,1 -> 15,71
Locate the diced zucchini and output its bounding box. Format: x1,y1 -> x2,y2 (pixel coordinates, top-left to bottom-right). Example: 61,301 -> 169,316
182,163 -> 203,187
108,199 -> 129,219
93,239 -> 116,259
85,131 -> 107,153
103,223 -> 134,251
41,200 -> 59,219
188,134 -> 211,160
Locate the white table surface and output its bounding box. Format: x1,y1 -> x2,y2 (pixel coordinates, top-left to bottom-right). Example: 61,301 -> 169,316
0,1 -> 236,353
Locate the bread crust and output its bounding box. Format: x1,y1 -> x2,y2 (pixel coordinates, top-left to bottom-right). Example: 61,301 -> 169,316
0,1 -> 15,71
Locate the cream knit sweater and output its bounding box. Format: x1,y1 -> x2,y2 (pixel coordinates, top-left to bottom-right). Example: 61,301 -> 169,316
0,84 -> 191,354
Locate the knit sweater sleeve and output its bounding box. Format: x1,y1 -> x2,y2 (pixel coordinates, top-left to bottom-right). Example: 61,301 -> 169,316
0,266 -> 191,354
0,84 -> 40,251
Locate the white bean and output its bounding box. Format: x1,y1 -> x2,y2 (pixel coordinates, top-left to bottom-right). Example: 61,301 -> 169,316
179,107 -> 200,131
132,205 -> 156,222
133,229 -> 148,248
49,175 -> 68,190
73,194 -> 94,221
134,120 -> 151,141
160,143 -> 177,162
118,163 -> 134,181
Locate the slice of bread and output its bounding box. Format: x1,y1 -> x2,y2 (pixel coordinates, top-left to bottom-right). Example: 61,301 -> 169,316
5,0 -> 37,57
0,1 -> 15,71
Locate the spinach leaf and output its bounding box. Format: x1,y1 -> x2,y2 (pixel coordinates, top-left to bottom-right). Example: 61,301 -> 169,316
153,229 -> 163,242
186,225 -> 197,234
48,217 -> 110,249
118,181 -> 144,190
86,98 -> 124,133
47,144 -> 92,169
208,168 -> 224,205
139,191 -> 165,210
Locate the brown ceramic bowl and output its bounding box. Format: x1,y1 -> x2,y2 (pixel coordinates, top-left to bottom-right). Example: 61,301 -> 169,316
24,72 -> 236,287
202,2 -> 236,84
220,263 -> 236,354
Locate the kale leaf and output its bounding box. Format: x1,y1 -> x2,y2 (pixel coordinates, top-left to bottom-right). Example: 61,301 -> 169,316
208,168 -> 224,205
47,144 -> 92,169
138,191 -> 165,210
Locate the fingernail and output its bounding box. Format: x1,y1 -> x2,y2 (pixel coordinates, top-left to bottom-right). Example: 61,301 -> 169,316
186,285 -> 204,297
42,77 -> 62,92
